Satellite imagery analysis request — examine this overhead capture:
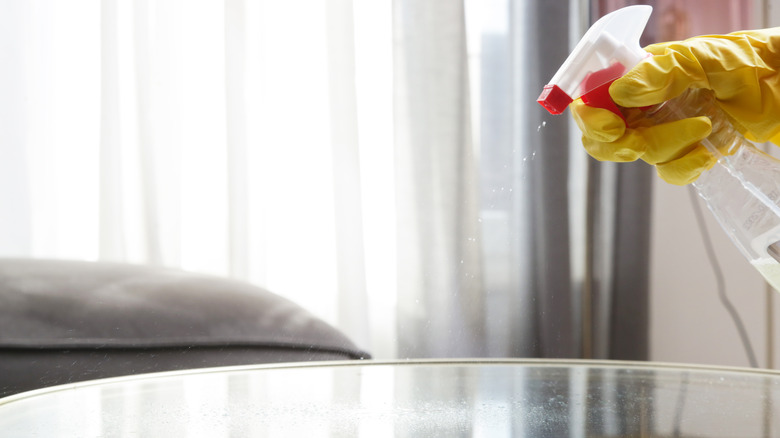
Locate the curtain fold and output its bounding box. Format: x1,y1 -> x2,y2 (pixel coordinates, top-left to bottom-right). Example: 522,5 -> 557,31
326,0 -> 371,350
133,0 -> 163,265
393,0 -> 486,357
521,0 -> 576,358
0,2 -> 34,255
609,163 -> 652,360
475,0 -> 580,358
225,0 -> 250,279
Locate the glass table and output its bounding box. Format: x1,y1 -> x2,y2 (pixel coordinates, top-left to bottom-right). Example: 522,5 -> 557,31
0,359 -> 777,437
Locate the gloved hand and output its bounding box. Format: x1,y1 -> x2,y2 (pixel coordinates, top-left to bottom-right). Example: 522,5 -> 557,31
571,28 -> 780,185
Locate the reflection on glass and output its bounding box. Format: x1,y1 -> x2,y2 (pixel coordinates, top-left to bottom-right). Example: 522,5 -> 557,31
0,360 -> 777,437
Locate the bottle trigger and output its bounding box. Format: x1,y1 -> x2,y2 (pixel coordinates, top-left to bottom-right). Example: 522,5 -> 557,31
581,79 -> 625,122
579,62 -> 627,122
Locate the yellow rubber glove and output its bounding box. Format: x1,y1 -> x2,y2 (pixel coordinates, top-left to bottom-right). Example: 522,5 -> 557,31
571,98 -> 713,185
572,28 -> 780,185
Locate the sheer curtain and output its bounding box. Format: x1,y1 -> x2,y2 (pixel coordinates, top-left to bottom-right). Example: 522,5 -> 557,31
0,0 -> 649,360
0,0 -> 394,355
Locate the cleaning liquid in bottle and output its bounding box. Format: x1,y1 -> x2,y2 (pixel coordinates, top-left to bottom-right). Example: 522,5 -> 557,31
654,87 -> 780,291
538,5 -> 780,291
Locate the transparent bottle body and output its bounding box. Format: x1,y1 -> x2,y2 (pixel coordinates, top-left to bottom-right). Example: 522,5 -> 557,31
649,89 -> 780,291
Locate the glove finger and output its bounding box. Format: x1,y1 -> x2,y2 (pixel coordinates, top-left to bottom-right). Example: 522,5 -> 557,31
655,144 -> 717,185
638,116 -> 712,164
610,43 -> 709,108
583,116 -> 711,164
570,98 -> 625,142
582,134 -> 643,162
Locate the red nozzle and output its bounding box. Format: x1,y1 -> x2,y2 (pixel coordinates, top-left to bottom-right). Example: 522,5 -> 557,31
538,63 -> 628,120
537,84 -> 573,115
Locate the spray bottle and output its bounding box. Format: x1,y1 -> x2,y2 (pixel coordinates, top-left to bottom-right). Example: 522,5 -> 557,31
538,5 -> 780,291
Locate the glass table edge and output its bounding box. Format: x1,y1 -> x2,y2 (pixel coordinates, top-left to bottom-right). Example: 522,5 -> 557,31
2,358 -> 777,406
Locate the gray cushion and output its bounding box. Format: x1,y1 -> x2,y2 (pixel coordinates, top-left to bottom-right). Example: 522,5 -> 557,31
0,258 -> 369,397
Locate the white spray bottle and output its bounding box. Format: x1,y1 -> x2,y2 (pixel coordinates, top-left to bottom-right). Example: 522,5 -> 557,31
538,5 -> 780,291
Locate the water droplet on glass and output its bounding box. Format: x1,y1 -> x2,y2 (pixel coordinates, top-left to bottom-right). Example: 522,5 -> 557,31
537,121 -> 547,132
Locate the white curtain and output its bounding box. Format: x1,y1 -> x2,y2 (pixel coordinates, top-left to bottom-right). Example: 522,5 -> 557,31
0,0 -> 604,360
0,0 -> 400,357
